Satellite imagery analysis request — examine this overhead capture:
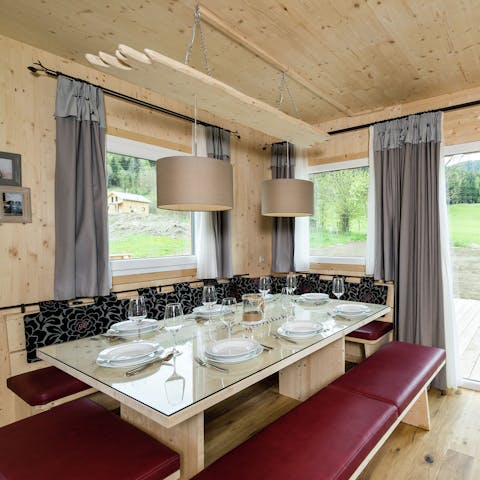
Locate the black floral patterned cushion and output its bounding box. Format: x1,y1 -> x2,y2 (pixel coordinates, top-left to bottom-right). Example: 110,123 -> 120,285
24,295 -> 127,363
231,276 -> 258,301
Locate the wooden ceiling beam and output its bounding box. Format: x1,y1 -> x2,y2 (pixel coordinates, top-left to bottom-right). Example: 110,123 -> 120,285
199,5 -> 352,117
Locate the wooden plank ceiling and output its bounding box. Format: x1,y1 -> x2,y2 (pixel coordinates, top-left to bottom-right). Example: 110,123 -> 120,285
0,0 -> 479,130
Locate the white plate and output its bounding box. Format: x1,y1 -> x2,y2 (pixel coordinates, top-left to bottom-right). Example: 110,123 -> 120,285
205,338 -> 260,359
109,319 -> 160,335
96,341 -> 162,367
335,304 -> 370,313
207,346 -> 263,364
264,294 -> 275,302
300,293 -> 329,302
193,304 -> 224,317
277,321 -> 325,339
282,320 -> 325,335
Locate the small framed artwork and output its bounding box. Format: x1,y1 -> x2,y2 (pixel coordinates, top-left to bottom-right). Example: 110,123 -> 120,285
0,186 -> 32,223
0,152 -> 22,186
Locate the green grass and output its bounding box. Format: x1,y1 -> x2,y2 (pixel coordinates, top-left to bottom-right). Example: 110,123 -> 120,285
448,203 -> 480,248
110,233 -> 191,258
310,230 -> 366,248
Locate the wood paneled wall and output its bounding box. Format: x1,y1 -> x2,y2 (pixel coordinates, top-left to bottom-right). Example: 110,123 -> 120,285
0,34 -> 273,309
309,103 -> 480,166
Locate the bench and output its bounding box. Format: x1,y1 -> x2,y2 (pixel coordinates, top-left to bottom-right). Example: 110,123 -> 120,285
0,397 -> 180,480
192,341 -> 445,480
7,365 -> 94,410
345,320 -> 394,362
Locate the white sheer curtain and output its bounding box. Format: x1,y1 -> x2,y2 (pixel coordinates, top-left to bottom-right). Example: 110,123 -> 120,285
439,138 -> 460,388
194,125 -> 218,278
294,147 -> 310,271
365,126 -> 376,275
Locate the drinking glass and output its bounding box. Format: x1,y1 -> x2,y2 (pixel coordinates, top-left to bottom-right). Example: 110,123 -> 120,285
128,296 -> 147,340
221,297 -> 237,337
281,286 -> 293,318
202,285 -> 217,321
258,276 -> 272,298
286,272 -> 297,295
164,357 -> 185,406
164,303 -> 184,356
332,277 -> 345,300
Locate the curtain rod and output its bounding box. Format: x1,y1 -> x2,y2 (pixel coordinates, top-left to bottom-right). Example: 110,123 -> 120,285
328,98 -> 480,135
26,60 -> 240,138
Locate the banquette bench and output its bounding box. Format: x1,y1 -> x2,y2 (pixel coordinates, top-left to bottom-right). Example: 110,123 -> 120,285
193,341 -> 445,480
2,273 -> 393,427
0,397 -> 180,480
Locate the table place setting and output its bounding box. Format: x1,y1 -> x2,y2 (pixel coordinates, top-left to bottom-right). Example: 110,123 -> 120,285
331,303 -> 372,319
276,320 -> 327,340
203,337 -> 264,365
104,318 -> 162,338
295,292 -> 330,307
96,341 -> 164,368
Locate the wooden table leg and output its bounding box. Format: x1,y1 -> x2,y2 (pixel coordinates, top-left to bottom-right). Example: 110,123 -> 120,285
279,337 -> 345,401
121,405 -> 204,479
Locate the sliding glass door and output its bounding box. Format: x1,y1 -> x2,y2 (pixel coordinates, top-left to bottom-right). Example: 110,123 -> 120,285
444,143 -> 480,388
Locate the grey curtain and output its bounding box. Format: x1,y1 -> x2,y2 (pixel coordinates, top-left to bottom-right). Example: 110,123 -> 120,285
373,111 -> 446,388
205,126 -> 233,278
54,75 -> 109,300
272,142 -> 295,273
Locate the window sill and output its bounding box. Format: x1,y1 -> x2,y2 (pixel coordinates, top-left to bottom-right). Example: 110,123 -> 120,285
310,256 -> 365,265
110,255 -> 197,277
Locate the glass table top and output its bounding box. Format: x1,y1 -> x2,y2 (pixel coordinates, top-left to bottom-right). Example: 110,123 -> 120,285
39,297 -> 390,419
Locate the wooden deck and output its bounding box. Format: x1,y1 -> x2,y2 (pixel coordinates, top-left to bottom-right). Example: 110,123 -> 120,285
455,298 -> 480,381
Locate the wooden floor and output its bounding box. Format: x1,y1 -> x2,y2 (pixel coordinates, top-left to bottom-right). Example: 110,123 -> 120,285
204,378 -> 480,479
455,298 -> 480,381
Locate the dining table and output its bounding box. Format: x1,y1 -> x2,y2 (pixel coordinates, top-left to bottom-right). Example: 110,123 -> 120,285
38,296 -> 391,479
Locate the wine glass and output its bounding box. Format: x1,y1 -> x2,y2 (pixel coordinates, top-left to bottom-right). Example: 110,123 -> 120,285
202,285 -> 217,321
164,356 -> 185,406
281,286 -> 293,318
128,296 -> 147,340
286,272 -> 297,295
332,277 -> 345,300
221,297 -> 237,337
258,276 -> 272,298
164,303 -> 184,356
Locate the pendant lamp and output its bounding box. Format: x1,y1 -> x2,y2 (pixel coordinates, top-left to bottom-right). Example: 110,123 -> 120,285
261,142 -> 314,217
156,97 -> 233,211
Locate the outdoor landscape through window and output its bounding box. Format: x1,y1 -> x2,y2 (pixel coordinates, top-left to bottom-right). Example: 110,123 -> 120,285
107,151 -> 192,260
309,166 -> 369,259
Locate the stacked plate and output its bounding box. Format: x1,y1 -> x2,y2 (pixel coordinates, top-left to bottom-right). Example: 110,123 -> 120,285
277,320 -> 325,339
106,319 -> 161,338
96,341 -> 163,368
298,293 -> 329,305
193,304 -> 224,318
204,338 -> 262,364
333,304 -> 371,318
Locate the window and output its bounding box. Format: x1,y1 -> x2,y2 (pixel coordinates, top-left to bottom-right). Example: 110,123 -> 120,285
106,135 -> 196,275
308,159 -> 369,264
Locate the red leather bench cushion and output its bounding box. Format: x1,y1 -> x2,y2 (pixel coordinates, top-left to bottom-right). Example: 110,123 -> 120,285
192,386 -> 397,480
7,366 -> 90,406
0,398 -> 179,480
332,341 -> 446,413
347,320 -> 393,341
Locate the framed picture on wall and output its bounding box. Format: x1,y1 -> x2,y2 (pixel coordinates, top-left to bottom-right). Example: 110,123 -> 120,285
0,152 -> 22,186
0,186 -> 32,223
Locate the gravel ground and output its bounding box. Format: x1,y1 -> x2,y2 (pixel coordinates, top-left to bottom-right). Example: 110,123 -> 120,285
311,242 -> 480,300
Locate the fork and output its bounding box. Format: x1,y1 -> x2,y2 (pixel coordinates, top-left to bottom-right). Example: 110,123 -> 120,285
194,356 -> 229,373
271,333 -> 298,344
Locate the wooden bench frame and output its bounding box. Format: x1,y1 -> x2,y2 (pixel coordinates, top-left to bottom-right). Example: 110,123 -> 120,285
350,359 -> 445,479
